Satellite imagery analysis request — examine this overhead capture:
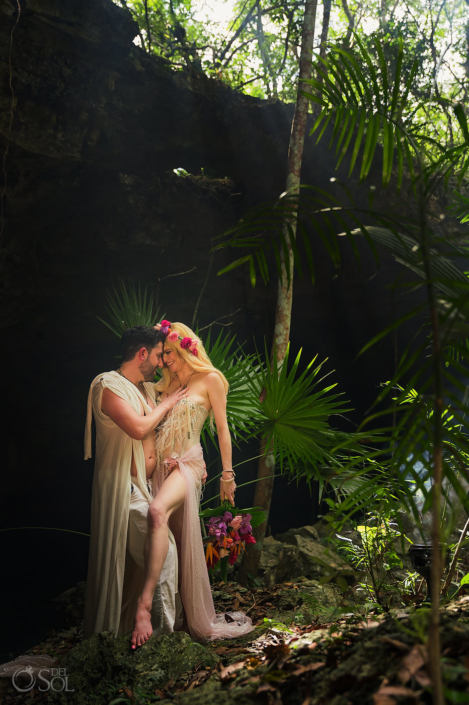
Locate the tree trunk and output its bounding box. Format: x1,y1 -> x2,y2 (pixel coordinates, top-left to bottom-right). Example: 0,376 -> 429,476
312,0 -> 332,118
238,0 -> 318,584
419,186 -> 444,705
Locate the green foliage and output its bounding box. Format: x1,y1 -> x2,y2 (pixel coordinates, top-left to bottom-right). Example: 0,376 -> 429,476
199,500 -> 266,528
198,329 -> 262,448
245,343 -> 352,474
97,279 -> 161,337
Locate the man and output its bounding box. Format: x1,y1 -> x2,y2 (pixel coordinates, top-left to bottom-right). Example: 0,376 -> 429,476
83,326 -> 187,638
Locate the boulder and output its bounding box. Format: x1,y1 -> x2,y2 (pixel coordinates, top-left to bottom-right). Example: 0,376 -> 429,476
258,529 -> 354,587
53,581 -> 86,629
50,631 -> 219,704
275,525 -> 320,543
258,536 -> 304,587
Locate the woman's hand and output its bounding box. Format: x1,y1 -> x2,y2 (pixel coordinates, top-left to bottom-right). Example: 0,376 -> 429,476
220,472 -> 236,506
161,386 -> 188,412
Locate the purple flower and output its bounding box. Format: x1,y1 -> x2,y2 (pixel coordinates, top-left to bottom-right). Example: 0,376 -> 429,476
223,511 -> 233,523
206,516 -> 227,540
240,514 -> 252,534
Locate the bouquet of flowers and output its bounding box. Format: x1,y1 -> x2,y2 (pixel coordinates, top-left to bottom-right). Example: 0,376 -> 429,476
199,501 -> 266,582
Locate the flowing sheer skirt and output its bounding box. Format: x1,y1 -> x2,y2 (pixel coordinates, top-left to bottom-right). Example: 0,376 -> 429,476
153,443 -> 253,642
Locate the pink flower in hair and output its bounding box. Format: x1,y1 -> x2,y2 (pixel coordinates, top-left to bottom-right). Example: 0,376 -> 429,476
167,331 -> 179,342
159,319 -> 172,334
180,337 -> 192,350
189,340 -> 198,356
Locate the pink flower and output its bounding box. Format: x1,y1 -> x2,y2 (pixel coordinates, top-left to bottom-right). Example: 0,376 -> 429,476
180,337 -> 192,350
189,340 -> 198,356
229,515 -> 243,531
159,319 -> 172,334
167,331 -> 179,342
241,532 -> 256,545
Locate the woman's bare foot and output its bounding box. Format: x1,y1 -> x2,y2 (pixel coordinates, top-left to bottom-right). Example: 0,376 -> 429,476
131,602 -> 153,649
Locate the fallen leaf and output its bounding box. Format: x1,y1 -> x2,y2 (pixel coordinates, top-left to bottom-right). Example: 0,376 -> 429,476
214,646 -> 229,655
373,695 -> 396,705
154,689 -> 165,698
225,647 -> 250,656
220,660 -> 247,679
414,669 -> 431,687
123,686 -> 133,698
292,662 -> 325,676
398,645 -> 426,685
264,644 -> 290,661
375,686 -> 419,699
256,683 -> 277,694
232,599 -> 240,610
379,637 -> 410,652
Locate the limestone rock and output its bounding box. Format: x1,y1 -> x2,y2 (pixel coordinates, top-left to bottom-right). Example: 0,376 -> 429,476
258,530 -> 353,587
53,581 -> 86,629
258,536 -> 304,587
275,525 -> 320,543
50,631 -> 219,704
276,528 -> 353,575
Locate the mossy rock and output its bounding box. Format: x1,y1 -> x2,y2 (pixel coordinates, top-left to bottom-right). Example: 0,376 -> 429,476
49,631 -> 219,704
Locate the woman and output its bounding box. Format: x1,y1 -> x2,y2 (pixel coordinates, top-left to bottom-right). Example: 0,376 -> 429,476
131,321 -> 253,648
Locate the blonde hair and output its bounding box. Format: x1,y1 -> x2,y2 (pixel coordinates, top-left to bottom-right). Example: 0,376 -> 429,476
155,322 -> 229,395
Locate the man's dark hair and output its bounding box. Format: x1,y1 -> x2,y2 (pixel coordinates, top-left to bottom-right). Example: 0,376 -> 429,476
120,326 -> 165,363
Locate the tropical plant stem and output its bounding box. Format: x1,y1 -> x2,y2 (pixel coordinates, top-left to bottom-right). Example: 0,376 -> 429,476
419,184 -> 444,705
441,516 -> 469,597
239,0 -> 318,582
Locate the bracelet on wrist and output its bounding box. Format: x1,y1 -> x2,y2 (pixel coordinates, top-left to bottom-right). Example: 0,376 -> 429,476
220,477 -> 236,484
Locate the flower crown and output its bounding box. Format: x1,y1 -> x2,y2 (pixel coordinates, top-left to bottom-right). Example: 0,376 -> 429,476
154,320 -> 198,356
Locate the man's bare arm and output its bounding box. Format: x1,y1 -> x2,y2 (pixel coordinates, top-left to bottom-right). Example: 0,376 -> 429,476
101,386 -> 187,440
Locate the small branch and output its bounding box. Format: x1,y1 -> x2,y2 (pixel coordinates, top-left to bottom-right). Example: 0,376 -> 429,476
198,309 -> 241,332
235,74 -> 264,90
191,254 -> 213,329
218,2 -> 258,65
441,516 -> 469,597
158,266 -> 196,282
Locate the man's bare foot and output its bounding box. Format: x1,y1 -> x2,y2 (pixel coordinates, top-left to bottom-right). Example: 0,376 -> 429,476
131,602 -> 153,649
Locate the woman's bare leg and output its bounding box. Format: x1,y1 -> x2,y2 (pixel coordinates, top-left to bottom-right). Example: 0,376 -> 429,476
131,469 -> 186,648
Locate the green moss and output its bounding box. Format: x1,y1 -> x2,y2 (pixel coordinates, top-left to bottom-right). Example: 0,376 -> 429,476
49,631 -> 219,705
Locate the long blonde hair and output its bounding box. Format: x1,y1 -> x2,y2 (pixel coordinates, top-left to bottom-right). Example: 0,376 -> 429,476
155,322 -> 229,395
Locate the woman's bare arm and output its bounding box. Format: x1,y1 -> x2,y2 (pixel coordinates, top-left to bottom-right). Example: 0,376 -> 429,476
101,386 -> 187,440
206,372 -> 236,505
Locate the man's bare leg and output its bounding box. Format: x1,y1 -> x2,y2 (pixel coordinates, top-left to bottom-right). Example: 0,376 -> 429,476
131,469 -> 186,649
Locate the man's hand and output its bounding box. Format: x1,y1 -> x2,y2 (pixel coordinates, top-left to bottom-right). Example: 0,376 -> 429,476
160,386 -> 188,412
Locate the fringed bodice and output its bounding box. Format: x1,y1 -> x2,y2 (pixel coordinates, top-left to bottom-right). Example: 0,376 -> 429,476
155,398 -> 209,466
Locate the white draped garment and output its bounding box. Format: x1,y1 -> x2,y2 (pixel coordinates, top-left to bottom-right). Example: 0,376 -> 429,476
83,371 -> 178,638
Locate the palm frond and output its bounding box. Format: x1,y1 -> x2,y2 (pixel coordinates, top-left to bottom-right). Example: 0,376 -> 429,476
98,280 -> 160,337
